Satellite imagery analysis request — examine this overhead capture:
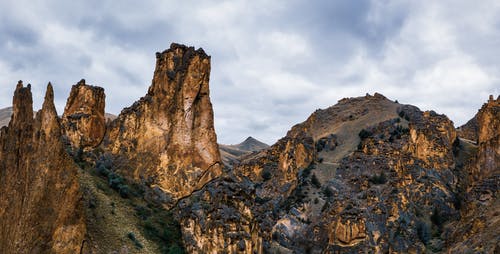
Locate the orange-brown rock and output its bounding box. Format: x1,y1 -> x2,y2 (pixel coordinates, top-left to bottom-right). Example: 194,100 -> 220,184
329,218 -> 367,246
405,109 -> 457,169
447,95 -> 499,254
106,43 -> 222,205
62,79 -> 106,149
0,82 -> 85,253
473,95 -> 499,180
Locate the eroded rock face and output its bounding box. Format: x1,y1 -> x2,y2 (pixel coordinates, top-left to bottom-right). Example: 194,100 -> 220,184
106,43 -> 222,205
0,82 -> 85,253
179,177 -> 264,254
403,107 -> 457,170
62,79 -> 106,149
473,95 -> 499,180
446,95 -> 499,253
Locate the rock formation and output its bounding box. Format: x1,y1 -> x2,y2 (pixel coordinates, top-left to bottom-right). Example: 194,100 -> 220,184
105,43 -> 222,206
0,82 -> 85,253
62,79 -> 106,149
472,95 -> 499,180
179,94 -> 484,253
447,95 -> 499,253
0,43 -> 497,254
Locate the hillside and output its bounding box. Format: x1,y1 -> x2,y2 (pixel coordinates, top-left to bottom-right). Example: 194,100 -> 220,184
219,136 -> 269,166
0,107 -> 13,127
180,93 -> 499,253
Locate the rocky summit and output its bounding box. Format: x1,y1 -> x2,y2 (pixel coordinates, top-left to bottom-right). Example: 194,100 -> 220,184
0,82 -> 85,253
105,43 -> 222,207
0,43 -> 498,254
62,79 -> 106,150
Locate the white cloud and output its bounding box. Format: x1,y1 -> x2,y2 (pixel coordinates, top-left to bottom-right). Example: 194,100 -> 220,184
0,0 -> 498,145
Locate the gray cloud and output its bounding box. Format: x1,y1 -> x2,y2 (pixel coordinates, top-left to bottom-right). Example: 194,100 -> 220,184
0,0 -> 499,145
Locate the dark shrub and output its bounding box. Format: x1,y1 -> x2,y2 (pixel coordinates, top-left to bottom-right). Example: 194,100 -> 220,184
302,165 -> 313,178
118,185 -> 130,198
311,174 -> 321,188
369,171 -> 387,184
323,187 -> 333,197
431,206 -> 444,228
358,129 -> 372,139
416,221 -> 431,245
261,170 -> 272,181
96,164 -> 110,177
127,232 -> 143,249
357,142 -> 363,150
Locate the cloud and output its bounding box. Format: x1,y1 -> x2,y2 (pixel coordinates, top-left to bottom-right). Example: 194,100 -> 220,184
0,0 -> 499,145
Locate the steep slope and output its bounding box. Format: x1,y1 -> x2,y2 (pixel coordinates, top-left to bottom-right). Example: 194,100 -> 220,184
0,82 -> 85,253
457,115 -> 478,143
0,107 -> 13,127
447,95 -> 499,253
179,93 -> 468,253
62,79 -> 106,150
105,43 -> 222,207
219,136 -> 269,166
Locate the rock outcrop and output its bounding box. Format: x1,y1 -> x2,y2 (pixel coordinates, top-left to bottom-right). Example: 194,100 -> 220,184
179,177 -> 264,254
401,106 -> 457,170
473,95 -> 499,180
62,79 -> 106,149
105,43 -> 222,206
447,95 -> 499,253
0,82 -> 85,253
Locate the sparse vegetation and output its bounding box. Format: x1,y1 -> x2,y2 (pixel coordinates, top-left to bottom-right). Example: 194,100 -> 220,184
358,129 -> 372,139
127,232 -> 143,249
311,174 -> 321,188
302,164 -> 313,178
323,187 -> 333,197
431,206 -> 445,229
261,169 -> 272,181
369,171 -> 387,184
416,220 -> 431,245
398,110 -> 410,121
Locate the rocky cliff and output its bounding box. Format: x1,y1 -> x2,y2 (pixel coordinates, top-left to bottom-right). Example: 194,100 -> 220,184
0,82 -> 85,253
447,95 -> 499,253
178,93 -> 498,253
62,79 -> 106,150
105,43 -> 222,207
473,95 -> 499,180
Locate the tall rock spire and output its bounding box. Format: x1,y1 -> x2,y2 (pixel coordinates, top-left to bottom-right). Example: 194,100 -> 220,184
0,82 -> 85,253
106,43 -> 222,206
62,79 -> 106,149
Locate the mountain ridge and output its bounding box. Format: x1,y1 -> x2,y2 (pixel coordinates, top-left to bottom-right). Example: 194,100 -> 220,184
0,43 -> 498,254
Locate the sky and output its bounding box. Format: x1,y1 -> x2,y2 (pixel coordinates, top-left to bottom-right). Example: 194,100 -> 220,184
0,0 -> 499,145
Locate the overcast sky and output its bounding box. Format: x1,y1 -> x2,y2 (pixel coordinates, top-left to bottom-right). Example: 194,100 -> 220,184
0,0 -> 499,144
